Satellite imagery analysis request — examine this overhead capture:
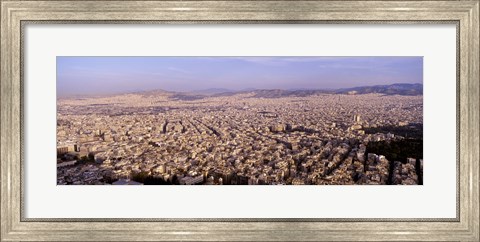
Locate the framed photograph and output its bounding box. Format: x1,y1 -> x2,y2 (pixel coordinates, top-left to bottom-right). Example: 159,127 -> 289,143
1,0 -> 478,241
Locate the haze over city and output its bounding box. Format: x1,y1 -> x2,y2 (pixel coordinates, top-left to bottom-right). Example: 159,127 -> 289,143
57,56 -> 423,185
57,56 -> 423,96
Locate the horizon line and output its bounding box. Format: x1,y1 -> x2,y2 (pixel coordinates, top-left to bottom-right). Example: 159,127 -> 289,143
57,82 -> 423,98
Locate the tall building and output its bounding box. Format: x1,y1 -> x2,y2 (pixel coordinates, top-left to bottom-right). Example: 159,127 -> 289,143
354,114 -> 361,123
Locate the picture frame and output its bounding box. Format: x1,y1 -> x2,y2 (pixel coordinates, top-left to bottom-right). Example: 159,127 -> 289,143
1,0 -> 478,241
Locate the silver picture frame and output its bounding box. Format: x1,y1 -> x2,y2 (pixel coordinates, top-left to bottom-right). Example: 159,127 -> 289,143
1,1 -> 478,241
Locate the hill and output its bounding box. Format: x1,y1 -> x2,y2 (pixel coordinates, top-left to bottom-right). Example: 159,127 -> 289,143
335,83 -> 423,96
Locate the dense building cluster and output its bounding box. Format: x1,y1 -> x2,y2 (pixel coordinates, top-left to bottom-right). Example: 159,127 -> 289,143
57,92 -> 423,185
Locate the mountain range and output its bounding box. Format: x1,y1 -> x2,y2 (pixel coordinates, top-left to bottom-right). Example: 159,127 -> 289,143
131,83 -> 422,100
335,83 -> 423,96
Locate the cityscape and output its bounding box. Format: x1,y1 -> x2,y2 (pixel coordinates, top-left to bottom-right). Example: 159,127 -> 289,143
57,57 -> 423,185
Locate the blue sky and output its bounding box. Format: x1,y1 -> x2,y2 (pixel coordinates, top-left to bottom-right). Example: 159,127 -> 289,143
57,56 -> 423,96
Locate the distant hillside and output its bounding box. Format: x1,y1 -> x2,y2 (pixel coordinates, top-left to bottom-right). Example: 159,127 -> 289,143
100,83 -> 423,101
135,89 -> 172,97
218,83 -> 423,98
335,83 -> 423,96
248,89 -> 328,98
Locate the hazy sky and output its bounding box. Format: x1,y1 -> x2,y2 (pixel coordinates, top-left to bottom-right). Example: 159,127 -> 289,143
57,56 -> 423,96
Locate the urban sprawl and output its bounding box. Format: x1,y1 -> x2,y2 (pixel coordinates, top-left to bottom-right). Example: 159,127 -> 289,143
57,91 -> 423,185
